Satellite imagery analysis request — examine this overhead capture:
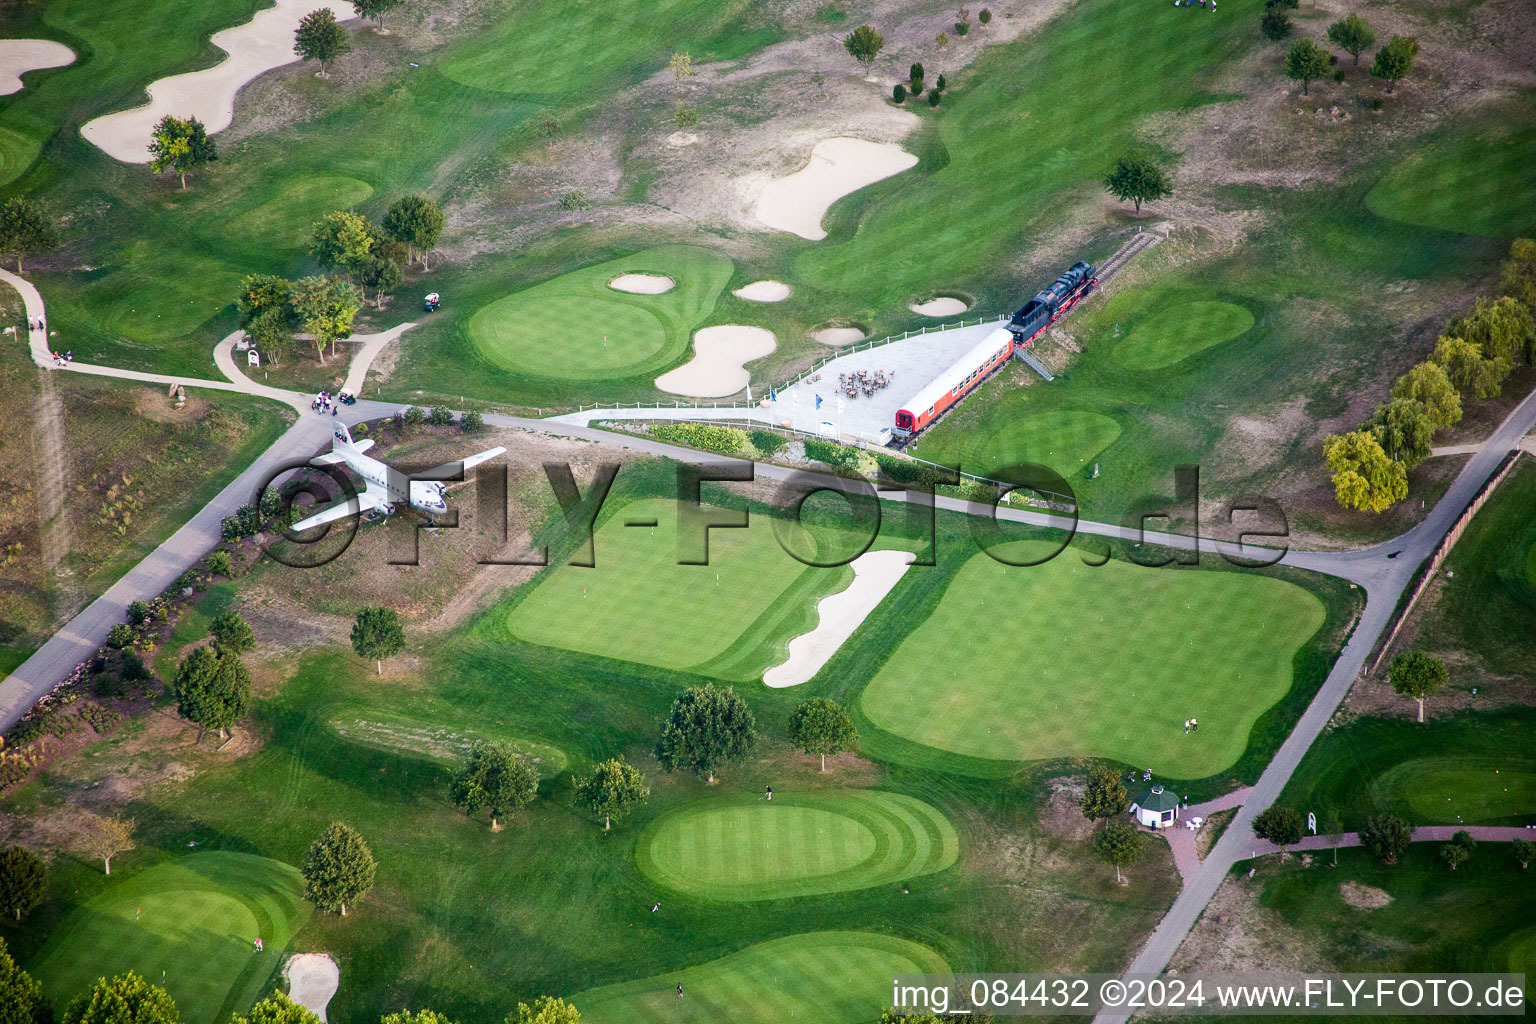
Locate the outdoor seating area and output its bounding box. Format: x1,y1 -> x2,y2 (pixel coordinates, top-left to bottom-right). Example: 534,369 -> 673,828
838,368 -> 894,399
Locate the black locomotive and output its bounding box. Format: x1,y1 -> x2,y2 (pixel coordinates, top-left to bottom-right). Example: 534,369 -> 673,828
1007,260 -> 1098,343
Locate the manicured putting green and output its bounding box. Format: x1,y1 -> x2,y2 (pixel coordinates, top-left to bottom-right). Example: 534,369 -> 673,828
1367,120 -> 1536,237
0,126 -> 41,188
978,410 -> 1121,479
1113,300 -> 1255,371
467,246 -> 734,380
506,498 -> 850,675
228,175 -> 375,250
573,931 -> 948,1024
1374,757 -> 1536,825
860,542 -> 1325,777
29,852 -> 309,1022
636,789 -> 959,901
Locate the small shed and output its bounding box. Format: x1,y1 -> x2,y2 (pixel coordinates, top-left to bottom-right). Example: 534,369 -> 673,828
1130,785 -> 1180,829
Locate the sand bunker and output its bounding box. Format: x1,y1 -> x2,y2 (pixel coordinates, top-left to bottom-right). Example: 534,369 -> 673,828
81,0 -> 356,163
909,296 -> 970,317
608,273 -> 675,295
655,325 -> 776,399
666,131 -> 698,148
813,326 -> 866,345
0,40 -> 75,95
733,280 -> 791,302
1340,882 -> 1393,910
284,953 -> 339,1022
765,550 -> 913,687
754,137 -> 918,241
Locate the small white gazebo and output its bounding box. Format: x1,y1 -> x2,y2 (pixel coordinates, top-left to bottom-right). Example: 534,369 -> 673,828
1130,785 -> 1180,829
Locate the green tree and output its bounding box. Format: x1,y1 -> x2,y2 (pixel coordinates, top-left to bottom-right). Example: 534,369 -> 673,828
1360,813 -> 1411,865
1391,361 -> 1462,429
1370,35 -> 1418,92
64,972 -> 179,1024
382,195 -> 446,270
892,83 -> 906,103
507,996 -> 582,1024
654,684 -> 757,782
352,0 -> 403,31
450,741 -> 538,829
1327,13 -> 1375,64
787,697 -> 857,771
1451,296 -> 1534,366
294,8 -> 350,76
247,305 -> 296,365
209,611 -> 255,654
382,1013 -> 453,1024
1511,838 -> 1533,870
0,846 -> 45,921
1432,334 -> 1507,399
909,62 -> 924,93
236,274 -> 293,326
1389,651 -> 1447,723
350,606 -> 404,674
1285,38 -> 1331,96
928,89 -> 942,107
1252,805 -> 1304,848
1092,821 -> 1146,882
358,256 -> 404,309
667,52 -> 695,80
1103,152 -> 1172,214
309,210 -> 374,278
0,936 -> 49,1024
575,757 -> 649,830
290,275 -> 361,364
1323,430 -> 1407,513
1498,237 -> 1536,316
1369,397 -> 1435,468
77,812 -> 135,875
843,24 -> 884,68
173,646 -> 251,739
148,115 -> 217,190
1323,810 -> 1345,866
301,822 -> 376,915
0,197 -> 59,274
233,992 -> 322,1024
1260,8 -> 1292,41
1079,766 -> 1128,823
1439,829 -> 1475,871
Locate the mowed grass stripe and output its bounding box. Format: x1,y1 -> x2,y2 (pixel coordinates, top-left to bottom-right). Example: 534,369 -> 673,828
572,931 -> 949,1024
637,790 -> 958,901
860,542 -> 1325,777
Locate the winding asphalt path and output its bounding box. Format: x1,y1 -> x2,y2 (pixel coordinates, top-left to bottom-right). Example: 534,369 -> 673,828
2,267 -> 1534,1000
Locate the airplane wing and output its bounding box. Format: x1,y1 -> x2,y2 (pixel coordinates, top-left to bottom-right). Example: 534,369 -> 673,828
412,446 -> 508,481
289,483 -> 386,533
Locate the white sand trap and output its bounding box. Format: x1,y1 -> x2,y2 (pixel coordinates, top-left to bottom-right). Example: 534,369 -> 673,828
733,280 -> 791,302
813,326 -> 865,345
80,0 -> 356,163
655,325 -> 776,398
754,137 -> 918,241
0,41 -> 75,96
909,296 -> 970,317
609,273 -> 675,295
284,953 -> 339,1022
765,550 -> 913,687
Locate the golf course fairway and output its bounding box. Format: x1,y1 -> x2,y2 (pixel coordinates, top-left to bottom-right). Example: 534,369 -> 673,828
636,789 -> 959,901
28,852 -> 309,1022
860,541 -> 1325,777
572,931 -> 949,1024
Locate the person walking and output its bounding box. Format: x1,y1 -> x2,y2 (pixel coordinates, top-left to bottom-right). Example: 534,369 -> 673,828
676,984 -> 683,999
765,786 -> 773,801
651,902 -> 660,913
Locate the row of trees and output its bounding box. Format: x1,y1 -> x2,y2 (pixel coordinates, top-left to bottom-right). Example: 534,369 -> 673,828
1264,4 -> 1418,94
237,273 -> 361,366
1325,238 -> 1536,512
1254,802 -> 1534,871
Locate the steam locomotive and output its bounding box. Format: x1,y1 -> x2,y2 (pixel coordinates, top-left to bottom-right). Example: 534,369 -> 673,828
892,261 -> 1097,439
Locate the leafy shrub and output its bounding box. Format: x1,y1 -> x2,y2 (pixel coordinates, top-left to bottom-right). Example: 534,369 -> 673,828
205,550 -> 234,577
107,623 -> 133,649
78,702 -> 122,734
1370,96 -> 1384,109
649,422 -> 750,455
403,406 -> 427,427
674,101 -> 698,128
747,429 -> 787,458
955,20 -> 969,34
353,421 -> 370,437
561,189 -> 591,211
979,8 -> 991,23
1334,69 -> 1346,81
936,73 -> 947,91
803,438 -> 861,469
221,503 -> 262,541
929,89 -> 942,107
429,405 -> 454,426
892,83 -> 906,103
120,650 -> 150,682
1261,9 -> 1292,39
127,600 -> 151,626
461,410 -> 484,432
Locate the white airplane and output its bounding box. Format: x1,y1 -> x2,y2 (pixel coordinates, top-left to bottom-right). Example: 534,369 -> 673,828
289,422 -> 506,533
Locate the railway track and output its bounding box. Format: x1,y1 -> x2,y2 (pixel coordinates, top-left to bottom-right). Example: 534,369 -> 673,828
1094,228 -> 1163,285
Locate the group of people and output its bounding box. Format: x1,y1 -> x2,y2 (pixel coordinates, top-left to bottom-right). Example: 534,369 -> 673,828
51,350 -> 73,367
1183,717 -> 1200,734
313,390 -> 354,414
1173,0 -> 1216,9
27,315 -> 45,333
837,368 -> 894,399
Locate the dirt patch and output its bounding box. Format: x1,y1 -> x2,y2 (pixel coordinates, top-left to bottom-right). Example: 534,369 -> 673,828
1037,776 -> 1095,841
1340,881 -> 1392,910
1195,807 -> 1236,860
1171,872 -> 1324,973
130,387 -> 211,424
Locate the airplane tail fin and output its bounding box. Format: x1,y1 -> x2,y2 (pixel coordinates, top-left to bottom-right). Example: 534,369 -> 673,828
332,421 -> 356,450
